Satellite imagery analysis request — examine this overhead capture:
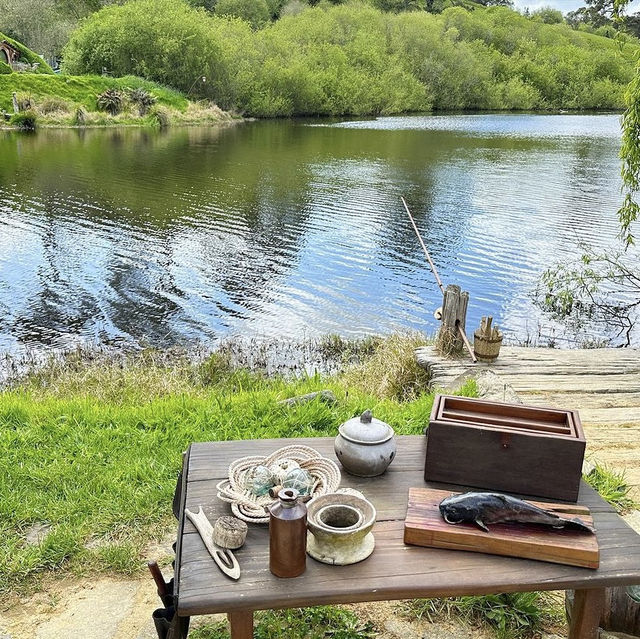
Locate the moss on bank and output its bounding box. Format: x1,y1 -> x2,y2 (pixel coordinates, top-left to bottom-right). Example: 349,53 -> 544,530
0,74 -> 233,127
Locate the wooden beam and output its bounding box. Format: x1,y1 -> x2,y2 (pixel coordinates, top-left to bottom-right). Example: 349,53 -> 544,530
229,610 -> 254,639
569,588 -> 605,639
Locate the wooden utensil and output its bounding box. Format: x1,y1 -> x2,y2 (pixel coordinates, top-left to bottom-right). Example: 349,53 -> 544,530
185,507 -> 241,580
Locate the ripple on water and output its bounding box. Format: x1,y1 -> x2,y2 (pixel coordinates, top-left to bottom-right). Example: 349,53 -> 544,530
0,114 -> 632,352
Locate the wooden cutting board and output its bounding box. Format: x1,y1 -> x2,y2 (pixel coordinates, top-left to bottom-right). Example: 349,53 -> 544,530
404,487 -> 599,569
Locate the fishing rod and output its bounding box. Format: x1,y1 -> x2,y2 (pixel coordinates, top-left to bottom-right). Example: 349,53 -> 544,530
401,197 -> 477,363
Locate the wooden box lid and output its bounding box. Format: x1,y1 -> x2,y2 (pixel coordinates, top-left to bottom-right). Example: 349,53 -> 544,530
431,395 -> 585,442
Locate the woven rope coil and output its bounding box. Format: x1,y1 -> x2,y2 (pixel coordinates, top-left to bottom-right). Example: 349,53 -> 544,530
216,444 -> 341,524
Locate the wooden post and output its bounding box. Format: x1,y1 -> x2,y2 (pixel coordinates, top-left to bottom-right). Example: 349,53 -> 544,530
229,610 -> 254,639
12,92 -> 19,114
568,588 -> 605,639
436,284 -> 469,357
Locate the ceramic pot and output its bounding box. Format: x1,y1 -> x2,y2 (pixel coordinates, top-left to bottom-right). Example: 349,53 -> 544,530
306,491 -> 376,565
334,410 -> 396,477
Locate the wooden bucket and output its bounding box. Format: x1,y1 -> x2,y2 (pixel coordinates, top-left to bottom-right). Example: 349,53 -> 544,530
473,331 -> 503,362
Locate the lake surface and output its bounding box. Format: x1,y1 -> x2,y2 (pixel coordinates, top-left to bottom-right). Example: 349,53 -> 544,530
0,114 -> 628,353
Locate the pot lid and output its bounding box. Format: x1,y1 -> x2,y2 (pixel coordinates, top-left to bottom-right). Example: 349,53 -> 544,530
338,410 -> 394,445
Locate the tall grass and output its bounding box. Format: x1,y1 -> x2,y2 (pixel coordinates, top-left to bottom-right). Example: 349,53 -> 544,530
0,336 -> 475,593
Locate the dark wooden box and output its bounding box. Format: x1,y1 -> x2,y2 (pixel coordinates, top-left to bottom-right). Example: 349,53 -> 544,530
424,395 -> 586,502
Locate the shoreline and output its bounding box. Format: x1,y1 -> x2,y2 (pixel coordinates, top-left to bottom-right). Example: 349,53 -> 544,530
0,109 -> 621,132
0,115 -> 245,131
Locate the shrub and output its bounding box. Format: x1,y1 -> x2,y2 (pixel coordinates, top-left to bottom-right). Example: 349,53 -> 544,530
127,87 -> 157,115
38,97 -> 72,115
62,0 -> 636,117
96,88 -> 124,115
63,0 -> 230,104
10,110 -> 37,131
15,92 -> 33,111
148,105 -> 171,127
530,7 -> 563,24
73,107 -> 87,126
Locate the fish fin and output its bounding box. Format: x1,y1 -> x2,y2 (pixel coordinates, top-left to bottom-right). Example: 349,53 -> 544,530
475,519 -> 490,533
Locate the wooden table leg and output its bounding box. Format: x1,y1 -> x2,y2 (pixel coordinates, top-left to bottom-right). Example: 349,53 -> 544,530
228,610 -> 253,639
569,588 -> 605,639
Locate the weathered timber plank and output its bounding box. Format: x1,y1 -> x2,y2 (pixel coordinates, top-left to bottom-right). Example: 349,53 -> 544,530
186,436 -> 427,483
404,487 -> 599,569
178,516 -> 640,616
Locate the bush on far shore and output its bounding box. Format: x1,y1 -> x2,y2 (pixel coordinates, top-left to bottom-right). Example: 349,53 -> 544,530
61,0 -> 635,117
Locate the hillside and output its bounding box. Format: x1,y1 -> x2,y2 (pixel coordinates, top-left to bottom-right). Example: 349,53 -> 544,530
0,32 -> 53,74
0,74 -> 233,127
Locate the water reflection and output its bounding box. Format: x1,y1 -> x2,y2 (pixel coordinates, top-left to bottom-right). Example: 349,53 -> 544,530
0,114 -> 628,352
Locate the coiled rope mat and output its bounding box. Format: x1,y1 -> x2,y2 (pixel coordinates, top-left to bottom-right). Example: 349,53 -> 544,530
216,444 -> 341,524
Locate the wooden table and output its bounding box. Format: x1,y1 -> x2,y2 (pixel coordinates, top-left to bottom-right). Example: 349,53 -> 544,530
173,436 -> 640,639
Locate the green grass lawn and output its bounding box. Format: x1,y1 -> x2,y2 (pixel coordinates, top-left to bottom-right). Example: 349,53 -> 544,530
0,73 -> 231,127
0,74 -> 188,113
0,335 -> 472,594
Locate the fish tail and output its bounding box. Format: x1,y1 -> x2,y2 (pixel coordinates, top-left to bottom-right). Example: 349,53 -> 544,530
561,517 -> 594,534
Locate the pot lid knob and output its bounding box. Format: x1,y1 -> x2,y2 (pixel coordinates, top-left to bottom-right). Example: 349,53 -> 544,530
338,409 -> 394,444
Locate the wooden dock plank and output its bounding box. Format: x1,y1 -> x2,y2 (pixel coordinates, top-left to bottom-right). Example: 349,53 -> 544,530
414,345 -> 640,499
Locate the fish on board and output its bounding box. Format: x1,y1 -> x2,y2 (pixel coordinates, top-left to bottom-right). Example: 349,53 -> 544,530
439,491 -> 594,534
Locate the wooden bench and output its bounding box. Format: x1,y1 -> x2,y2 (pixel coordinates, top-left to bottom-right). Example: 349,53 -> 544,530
171,436 -> 640,639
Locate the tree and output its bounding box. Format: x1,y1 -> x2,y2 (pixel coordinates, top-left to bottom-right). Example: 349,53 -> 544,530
215,0 -> 271,27
472,0 -> 513,6
534,0 -> 640,346
530,7 -> 563,24
567,0 -> 640,36
62,0 -> 232,102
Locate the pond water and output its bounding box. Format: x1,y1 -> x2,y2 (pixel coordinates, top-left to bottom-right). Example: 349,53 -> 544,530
0,114 -> 627,353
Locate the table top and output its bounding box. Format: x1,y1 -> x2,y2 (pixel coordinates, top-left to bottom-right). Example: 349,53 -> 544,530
175,436 -> 640,616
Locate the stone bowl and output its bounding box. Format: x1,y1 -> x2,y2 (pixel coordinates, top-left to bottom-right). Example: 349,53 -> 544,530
306,491 -> 376,565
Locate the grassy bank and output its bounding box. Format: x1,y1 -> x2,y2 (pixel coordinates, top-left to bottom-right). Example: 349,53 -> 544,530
0,334 -> 473,594
0,74 -> 234,128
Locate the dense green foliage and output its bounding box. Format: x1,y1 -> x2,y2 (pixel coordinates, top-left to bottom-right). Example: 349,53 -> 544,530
215,0 -> 271,27
0,31 -> 53,73
61,1 -> 228,102
62,0 -> 636,117
0,60 -> 11,74
620,57 -> 640,246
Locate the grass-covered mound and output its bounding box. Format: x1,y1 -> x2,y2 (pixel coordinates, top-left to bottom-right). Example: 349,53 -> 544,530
0,335 -> 476,593
0,73 -> 231,127
0,32 -> 54,74
61,0 -> 637,117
